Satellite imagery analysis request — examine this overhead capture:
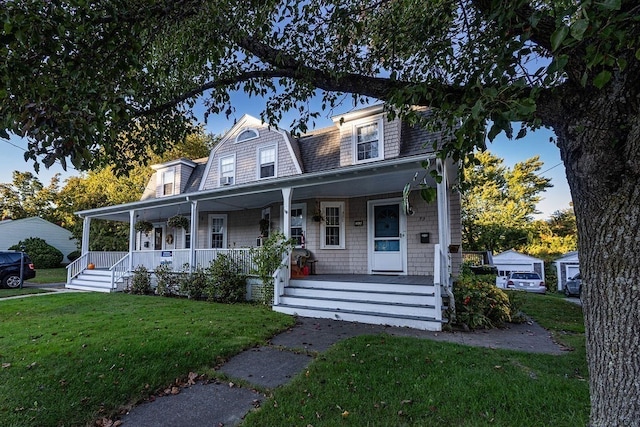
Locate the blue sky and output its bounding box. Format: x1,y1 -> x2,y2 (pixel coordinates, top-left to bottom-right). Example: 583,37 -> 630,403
0,93 -> 571,219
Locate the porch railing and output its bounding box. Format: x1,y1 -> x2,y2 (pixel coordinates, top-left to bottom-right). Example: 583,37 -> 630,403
109,253 -> 130,290
66,252 -> 89,283
131,250 -> 191,272
88,251 -> 128,269
272,251 -> 291,306
434,243 -> 452,322
195,248 -> 254,274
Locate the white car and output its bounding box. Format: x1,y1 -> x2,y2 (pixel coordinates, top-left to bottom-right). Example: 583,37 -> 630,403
505,272 -> 546,294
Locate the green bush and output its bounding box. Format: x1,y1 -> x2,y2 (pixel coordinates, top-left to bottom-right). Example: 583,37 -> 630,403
9,237 -> 63,268
154,264 -> 179,297
204,254 -> 246,303
179,265 -> 208,300
128,265 -> 151,295
249,232 -> 295,305
67,250 -> 81,262
453,274 -> 512,330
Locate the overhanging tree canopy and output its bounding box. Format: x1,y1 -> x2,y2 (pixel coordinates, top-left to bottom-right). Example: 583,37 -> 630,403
2,1 -> 639,424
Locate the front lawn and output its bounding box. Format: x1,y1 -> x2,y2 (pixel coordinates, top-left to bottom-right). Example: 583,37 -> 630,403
25,267 -> 67,284
243,293 -> 588,426
0,293 -> 294,426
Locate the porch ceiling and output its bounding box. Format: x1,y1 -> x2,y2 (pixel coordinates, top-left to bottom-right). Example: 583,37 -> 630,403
80,155 -> 452,222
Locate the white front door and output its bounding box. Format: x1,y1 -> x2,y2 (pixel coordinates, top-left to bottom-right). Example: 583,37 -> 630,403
368,200 -> 406,273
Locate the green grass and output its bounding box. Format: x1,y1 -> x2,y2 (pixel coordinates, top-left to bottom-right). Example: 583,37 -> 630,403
243,293 -> 589,426
0,288 -> 51,298
25,267 -> 67,284
0,293 -> 294,426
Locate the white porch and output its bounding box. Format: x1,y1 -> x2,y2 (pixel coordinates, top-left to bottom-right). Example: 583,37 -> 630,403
66,157 -> 458,331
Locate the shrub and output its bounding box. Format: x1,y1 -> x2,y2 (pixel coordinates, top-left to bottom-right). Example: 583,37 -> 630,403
154,264 -> 179,297
128,265 -> 151,295
204,254 -> 246,303
453,274 -> 512,330
249,232 -> 295,305
9,237 -> 63,268
179,265 -> 208,300
67,250 -> 81,262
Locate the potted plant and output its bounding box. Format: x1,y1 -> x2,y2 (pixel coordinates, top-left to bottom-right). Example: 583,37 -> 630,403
167,215 -> 189,230
134,220 -> 153,235
311,210 -> 324,222
259,218 -> 270,237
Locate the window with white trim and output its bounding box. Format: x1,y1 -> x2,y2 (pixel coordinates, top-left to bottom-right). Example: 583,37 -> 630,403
320,201 -> 345,249
236,128 -> 259,143
290,203 -> 306,247
208,214 -> 227,249
161,169 -> 175,196
219,155 -> 235,186
258,145 -> 276,179
260,207 -> 271,239
353,119 -> 384,163
184,227 -> 191,249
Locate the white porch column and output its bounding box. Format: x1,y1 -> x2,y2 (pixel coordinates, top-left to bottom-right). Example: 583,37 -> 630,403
281,187 -> 293,239
189,199 -> 198,271
436,159 -> 452,284
81,216 -> 91,255
129,210 -> 136,272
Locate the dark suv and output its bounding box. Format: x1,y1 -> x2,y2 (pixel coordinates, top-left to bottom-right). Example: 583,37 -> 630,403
0,251 -> 36,288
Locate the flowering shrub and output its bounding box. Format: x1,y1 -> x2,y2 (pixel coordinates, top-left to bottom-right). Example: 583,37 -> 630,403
453,275 -> 512,329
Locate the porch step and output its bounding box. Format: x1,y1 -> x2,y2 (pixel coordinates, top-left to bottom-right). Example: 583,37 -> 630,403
273,304 -> 444,331
66,269 -> 116,293
276,279 -> 443,331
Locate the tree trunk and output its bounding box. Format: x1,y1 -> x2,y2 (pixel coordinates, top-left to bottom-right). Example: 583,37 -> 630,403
549,77 -> 640,425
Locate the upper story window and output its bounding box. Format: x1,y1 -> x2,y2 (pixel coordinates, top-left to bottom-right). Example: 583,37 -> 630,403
219,155 -> 235,186
161,169 -> 175,196
236,128 -> 259,143
353,119 -> 384,163
320,201 -> 345,249
258,145 -> 276,179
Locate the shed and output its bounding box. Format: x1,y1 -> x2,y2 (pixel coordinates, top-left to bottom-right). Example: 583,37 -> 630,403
553,251 -> 580,292
0,217 -> 78,263
493,249 -> 545,281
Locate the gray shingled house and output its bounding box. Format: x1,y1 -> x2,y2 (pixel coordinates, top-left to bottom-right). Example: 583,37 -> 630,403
66,105 -> 462,331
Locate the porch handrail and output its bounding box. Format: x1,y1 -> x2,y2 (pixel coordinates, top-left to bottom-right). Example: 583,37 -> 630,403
88,251 -> 128,269
272,251 -> 291,306
109,253 -> 130,290
66,252 -> 89,283
434,244 -> 455,322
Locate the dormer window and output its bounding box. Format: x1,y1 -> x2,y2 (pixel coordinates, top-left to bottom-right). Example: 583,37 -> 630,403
161,169 -> 175,196
258,144 -> 277,179
236,128 -> 259,143
219,155 -> 235,186
353,119 -> 384,163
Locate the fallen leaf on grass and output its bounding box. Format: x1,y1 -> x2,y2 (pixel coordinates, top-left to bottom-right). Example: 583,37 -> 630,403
2,363 -> 11,368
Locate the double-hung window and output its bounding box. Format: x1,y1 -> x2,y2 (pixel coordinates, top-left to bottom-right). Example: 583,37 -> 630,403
258,145 -> 276,179
353,119 -> 384,163
290,204 -> 306,247
320,201 -> 345,249
161,169 -> 175,196
209,214 -> 227,249
219,155 -> 235,186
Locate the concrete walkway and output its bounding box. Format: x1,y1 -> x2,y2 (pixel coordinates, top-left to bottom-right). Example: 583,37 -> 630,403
118,316 -> 566,427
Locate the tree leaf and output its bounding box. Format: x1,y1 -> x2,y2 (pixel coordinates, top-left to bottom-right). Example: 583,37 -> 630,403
597,0 -> 621,10
551,25 -> 570,51
593,70 -> 611,89
570,19 -> 589,41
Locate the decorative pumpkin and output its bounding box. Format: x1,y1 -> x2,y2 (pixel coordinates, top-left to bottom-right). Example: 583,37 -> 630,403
87,263 -> 95,270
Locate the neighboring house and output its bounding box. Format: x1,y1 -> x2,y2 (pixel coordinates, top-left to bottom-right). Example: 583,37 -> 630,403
493,249 -> 545,281
554,251 -> 580,292
66,105 -> 462,331
0,217 -> 78,263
